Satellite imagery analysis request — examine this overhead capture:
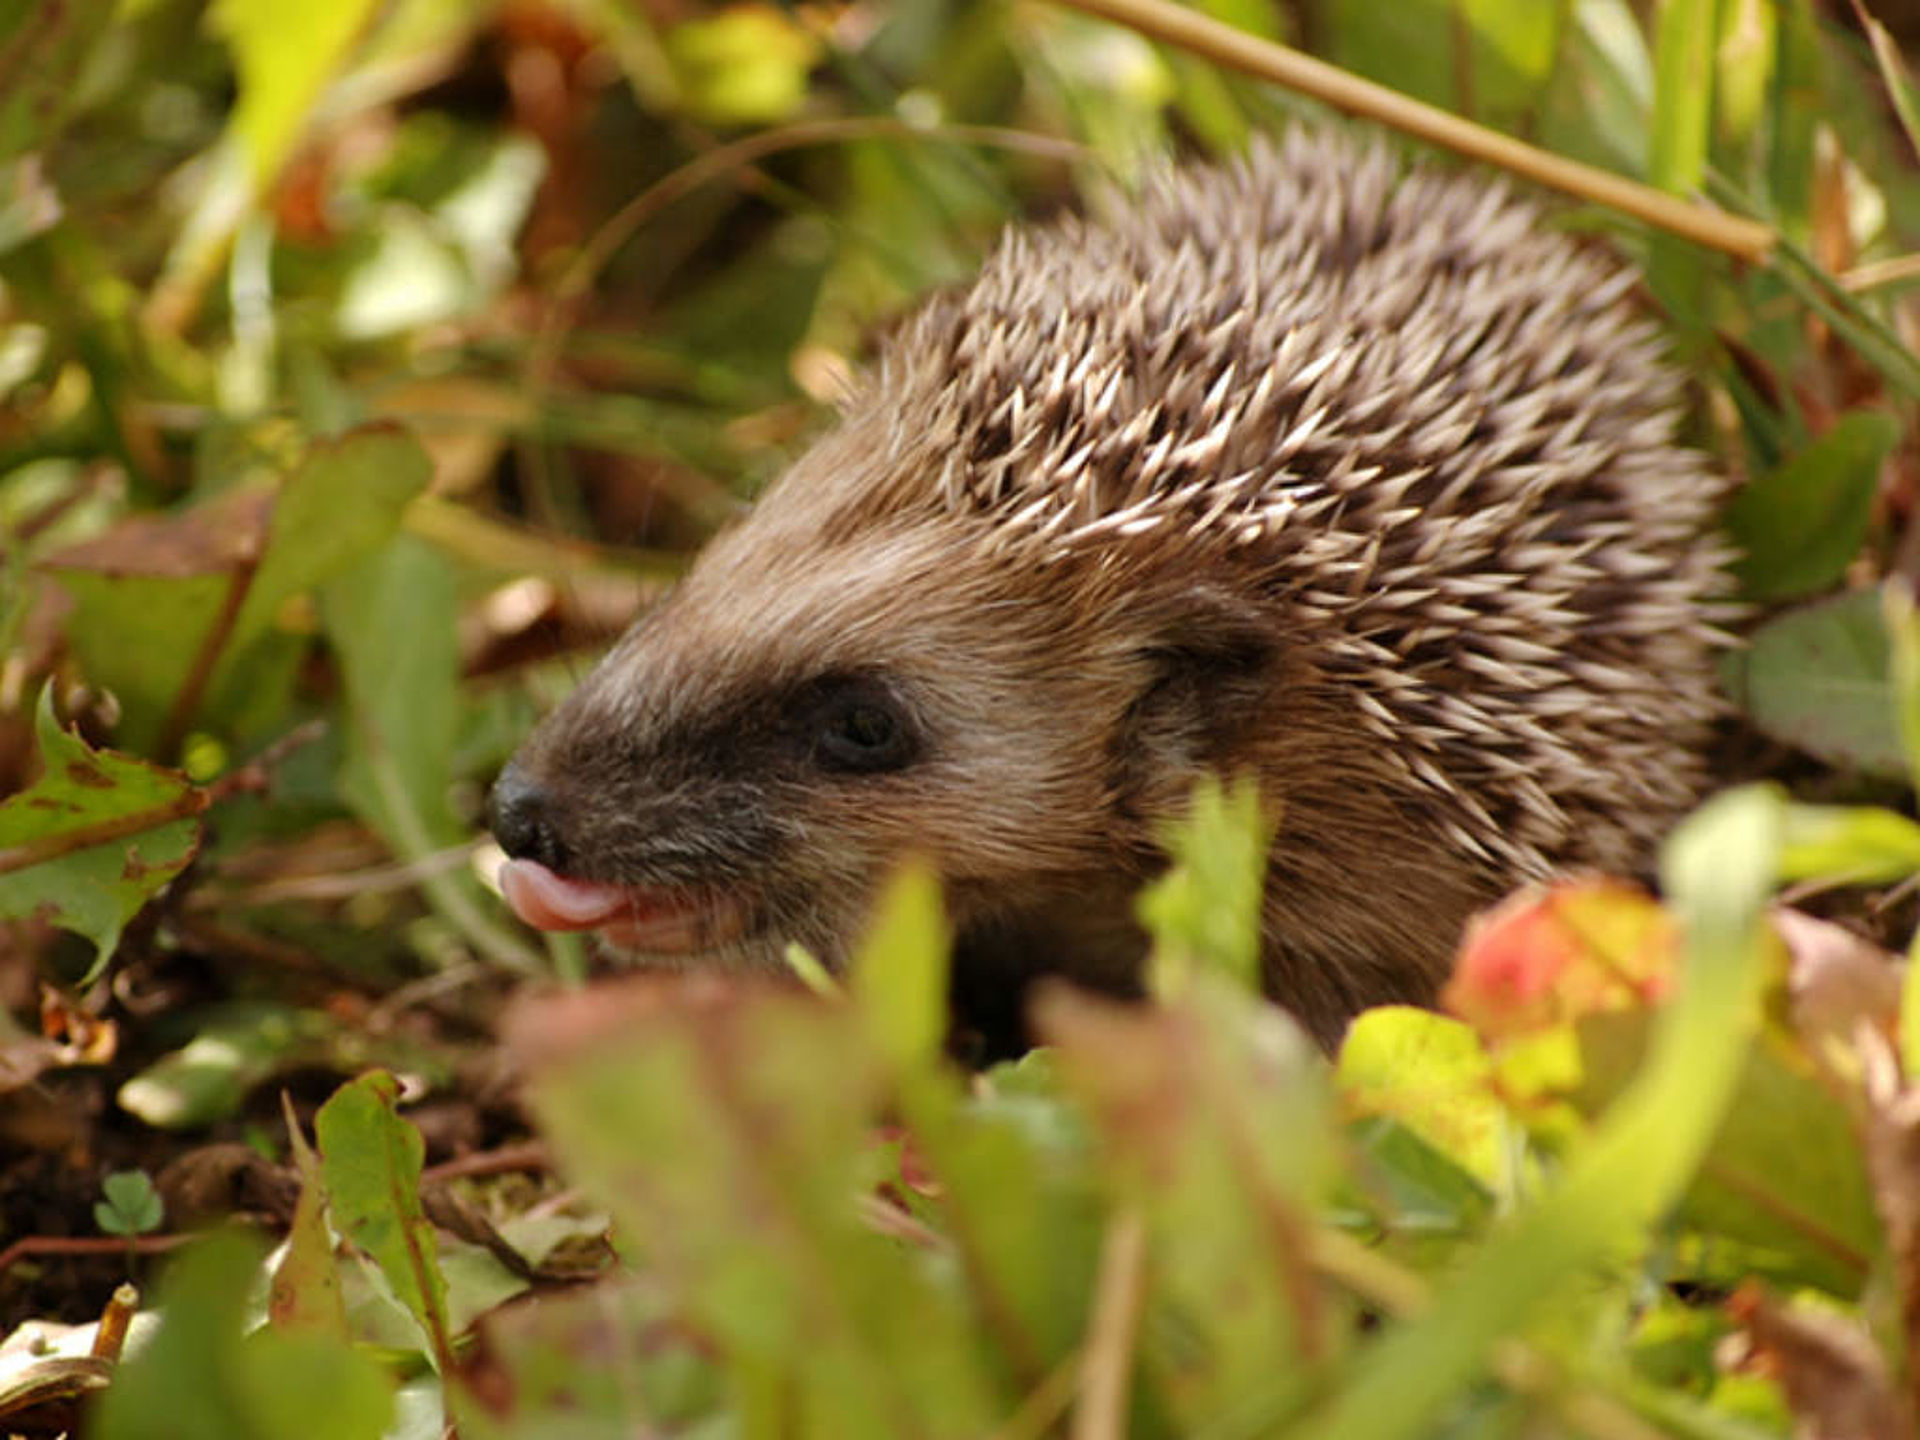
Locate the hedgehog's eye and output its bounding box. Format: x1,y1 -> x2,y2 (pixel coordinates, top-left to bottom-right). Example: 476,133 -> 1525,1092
809,678 -> 918,774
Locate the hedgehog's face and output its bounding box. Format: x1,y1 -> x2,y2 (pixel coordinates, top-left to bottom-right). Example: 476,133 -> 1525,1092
490,504 -> 1160,976
489,470 -> 1286,1009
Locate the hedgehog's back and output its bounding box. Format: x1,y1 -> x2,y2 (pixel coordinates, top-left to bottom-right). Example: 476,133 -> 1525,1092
867,128 -> 1732,878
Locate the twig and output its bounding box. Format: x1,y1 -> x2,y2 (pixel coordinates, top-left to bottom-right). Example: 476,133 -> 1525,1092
517,117 -> 1087,527
0,1232 -> 191,1277
1073,1208 -> 1148,1440
1842,253 -> 1920,293
155,551 -> 261,764
421,1141 -> 552,1185
202,719 -> 327,804
1047,0 -> 1776,264
0,791 -> 209,876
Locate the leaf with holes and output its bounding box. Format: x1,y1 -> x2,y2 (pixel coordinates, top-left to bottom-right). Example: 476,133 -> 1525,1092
0,688 -> 202,978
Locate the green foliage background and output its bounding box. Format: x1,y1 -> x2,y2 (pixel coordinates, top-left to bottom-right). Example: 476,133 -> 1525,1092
8,0 -> 1920,1437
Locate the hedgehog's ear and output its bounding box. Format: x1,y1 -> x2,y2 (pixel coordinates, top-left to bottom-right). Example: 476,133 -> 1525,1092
1115,586 -> 1280,806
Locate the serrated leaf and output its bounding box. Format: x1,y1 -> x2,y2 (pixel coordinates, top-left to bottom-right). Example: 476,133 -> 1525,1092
0,687 -> 202,975
1725,411 -> 1897,601
315,1071 -> 454,1373
1725,590 -> 1903,774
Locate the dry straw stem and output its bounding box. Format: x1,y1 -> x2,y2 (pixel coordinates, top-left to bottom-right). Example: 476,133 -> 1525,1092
1049,0 -> 1777,266
1072,1208 -> 1148,1440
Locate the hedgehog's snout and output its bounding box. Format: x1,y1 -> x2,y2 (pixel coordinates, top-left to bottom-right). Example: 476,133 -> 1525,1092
489,760 -> 575,874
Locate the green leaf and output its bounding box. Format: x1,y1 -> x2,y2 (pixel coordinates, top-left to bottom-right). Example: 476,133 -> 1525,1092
315,1071 -> 455,1373
1577,1012 -> 1877,1296
118,1004 -> 334,1129
93,1170 -> 163,1237
1855,0 -> 1920,164
1725,590 -> 1904,775
1715,0 -> 1775,146
520,984 -> 1003,1436
1724,411 -> 1897,601
850,863 -> 950,1075
1138,774 -> 1270,995
325,533 -> 539,972
663,8 -> 821,126
1325,0 -> 1456,112
228,426 -> 431,660
92,1232 -> 394,1440
1337,1008 -> 1517,1200
0,687 -> 201,976
1776,802 -> 1920,885
49,427 -> 432,750
210,0 -> 383,189
1462,0 -> 1563,123
1886,583 -> 1920,786
1650,0 -> 1716,194
1294,786 -> 1784,1440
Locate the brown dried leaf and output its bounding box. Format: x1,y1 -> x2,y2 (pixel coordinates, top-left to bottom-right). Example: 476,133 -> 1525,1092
1773,907 -> 1902,1069
1730,1283 -> 1909,1440
40,485 -> 273,580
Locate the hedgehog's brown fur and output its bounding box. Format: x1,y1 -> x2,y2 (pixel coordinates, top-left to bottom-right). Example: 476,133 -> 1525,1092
492,129 -> 1734,1052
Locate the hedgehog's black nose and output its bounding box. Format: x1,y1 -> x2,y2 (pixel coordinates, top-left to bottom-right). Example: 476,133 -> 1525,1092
489,763 -> 571,871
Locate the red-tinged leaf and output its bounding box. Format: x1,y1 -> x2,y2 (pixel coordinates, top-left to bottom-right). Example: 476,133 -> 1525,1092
1442,880 -> 1676,1042
270,1094 -> 348,1337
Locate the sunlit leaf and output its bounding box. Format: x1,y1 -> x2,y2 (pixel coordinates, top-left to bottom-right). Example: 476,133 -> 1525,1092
316,1071 -> 454,1372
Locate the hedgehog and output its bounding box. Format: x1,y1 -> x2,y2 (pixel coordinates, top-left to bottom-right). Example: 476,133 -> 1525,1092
489,128 -> 1733,1053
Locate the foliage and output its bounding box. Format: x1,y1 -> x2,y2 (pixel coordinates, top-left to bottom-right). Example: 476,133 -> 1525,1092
7,0 -> 1920,1437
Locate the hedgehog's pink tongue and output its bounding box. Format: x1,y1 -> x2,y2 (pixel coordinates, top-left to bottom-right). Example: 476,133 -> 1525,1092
497,858 -> 738,954
498,859 -> 630,930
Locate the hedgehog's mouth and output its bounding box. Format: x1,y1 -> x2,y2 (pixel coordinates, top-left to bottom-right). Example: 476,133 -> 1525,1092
496,857 -> 751,954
